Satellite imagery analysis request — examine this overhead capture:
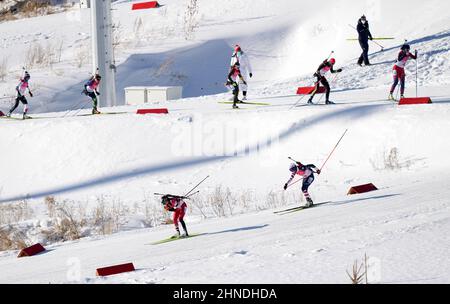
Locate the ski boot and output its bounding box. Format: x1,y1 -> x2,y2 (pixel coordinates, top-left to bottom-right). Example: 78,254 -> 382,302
92,108 -> 101,115
232,104 -> 239,109
242,96 -> 247,101
307,98 -> 313,105
6,112 -> 11,117
388,93 -> 396,101
22,113 -> 31,120
181,231 -> 189,238
305,197 -> 314,208
171,230 -> 181,239
400,95 -> 405,99
325,100 -> 335,105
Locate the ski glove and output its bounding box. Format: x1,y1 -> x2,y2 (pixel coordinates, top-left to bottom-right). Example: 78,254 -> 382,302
337,68 -> 343,73
96,91 -> 100,95
29,92 -> 33,97
316,169 -> 321,175
249,73 -> 253,78
283,183 -> 288,190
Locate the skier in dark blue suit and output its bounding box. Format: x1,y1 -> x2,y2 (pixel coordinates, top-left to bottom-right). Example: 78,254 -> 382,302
356,15 -> 373,66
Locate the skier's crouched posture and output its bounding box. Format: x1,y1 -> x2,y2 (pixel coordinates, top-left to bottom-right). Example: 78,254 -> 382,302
284,162 -> 321,208
162,195 -> 189,238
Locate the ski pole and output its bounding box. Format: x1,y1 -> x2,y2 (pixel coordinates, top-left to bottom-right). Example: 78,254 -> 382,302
186,190 -> 200,198
290,51 -> 334,110
184,175 -> 210,197
348,24 -> 384,51
289,82 -> 315,109
286,177 -> 304,189
416,53 -> 418,98
371,39 -> 385,51
395,85 -> 400,102
319,128 -> 348,171
326,50 -> 335,61
315,73 -> 339,105
0,96 -> 14,100
61,99 -> 88,118
288,156 -> 299,163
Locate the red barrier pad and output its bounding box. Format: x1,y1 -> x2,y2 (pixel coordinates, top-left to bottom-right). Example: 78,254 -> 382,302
96,263 -> 135,277
347,183 -> 378,195
18,243 -> 46,258
0,111 -> 4,117
297,87 -> 326,95
399,97 -> 432,105
137,108 -> 169,115
132,1 -> 160,10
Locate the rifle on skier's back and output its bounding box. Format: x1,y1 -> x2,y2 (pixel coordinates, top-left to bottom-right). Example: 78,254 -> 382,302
154,175 -> 210,202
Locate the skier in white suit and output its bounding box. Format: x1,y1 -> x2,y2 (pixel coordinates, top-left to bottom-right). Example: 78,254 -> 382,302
230,45 -> 253,100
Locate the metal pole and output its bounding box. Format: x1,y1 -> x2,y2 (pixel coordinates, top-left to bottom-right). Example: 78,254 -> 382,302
91,0 -> 117,108
184,175 -> 210,197
320,129 -> 348,171
416,55 -> 418,98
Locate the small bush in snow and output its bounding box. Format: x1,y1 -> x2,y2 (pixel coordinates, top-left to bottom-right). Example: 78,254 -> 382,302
346,254 -> 369,284
133,17 -> 145,46
183,0 -> 200,40
42,200 -> 86,242
370,147 -> 421,171
0,225 -> 28,251
74,43 -> 90,68
93,196 -> 130,235
0,200 -> 33,225
0,57 -> 8,82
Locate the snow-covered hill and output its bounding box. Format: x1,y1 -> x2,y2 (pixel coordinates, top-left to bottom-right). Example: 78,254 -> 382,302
0,0 -> 449,283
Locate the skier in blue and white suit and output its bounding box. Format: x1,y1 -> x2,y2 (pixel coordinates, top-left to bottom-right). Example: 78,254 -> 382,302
283,161 -> 321,208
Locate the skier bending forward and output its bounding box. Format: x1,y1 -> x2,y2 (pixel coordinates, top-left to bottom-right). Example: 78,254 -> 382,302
283,161 -> 321,208
82,73 -> 102,114
307,58 -> 342,105
161,195 -> 189,238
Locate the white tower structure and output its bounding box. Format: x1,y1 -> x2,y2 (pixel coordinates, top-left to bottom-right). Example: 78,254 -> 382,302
91,0 -> 117,107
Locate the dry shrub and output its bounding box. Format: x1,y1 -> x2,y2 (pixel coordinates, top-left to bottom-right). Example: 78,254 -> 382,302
26,43 -> 46,68
17,1 -> 57,18
347,254 -> 369,284
143,202 -> 167,227
0,201 -> 33,225
93,196 -> 128,235
74,43 -> 90,68
183,0 -> 200,40
0,57 -> 8,81
0,225 -> 28,251
45,196 -> 57,218
42,200 -> 86,242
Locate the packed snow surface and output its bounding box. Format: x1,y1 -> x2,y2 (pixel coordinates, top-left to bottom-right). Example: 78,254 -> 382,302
0,0 -> 449,283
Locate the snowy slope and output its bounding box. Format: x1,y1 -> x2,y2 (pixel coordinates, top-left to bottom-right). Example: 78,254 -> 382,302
0,0 -> 450,283
1,177 -> 449,284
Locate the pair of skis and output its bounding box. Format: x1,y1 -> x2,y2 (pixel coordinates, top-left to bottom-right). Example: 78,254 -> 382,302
219,101 -> 270,106
273,201 -> 332,215
148,233 -> 205,245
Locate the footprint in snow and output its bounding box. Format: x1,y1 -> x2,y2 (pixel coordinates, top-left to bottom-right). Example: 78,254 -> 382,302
233,250 -> 248,255
312,248 -> 326,253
